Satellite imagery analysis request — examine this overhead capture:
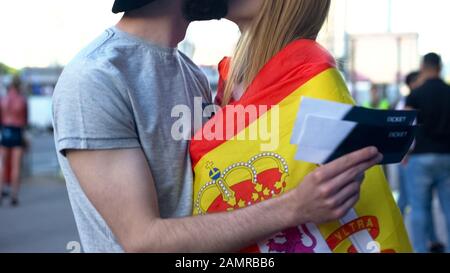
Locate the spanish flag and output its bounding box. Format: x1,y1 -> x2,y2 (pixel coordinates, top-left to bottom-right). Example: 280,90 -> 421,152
190,39 -> 412,253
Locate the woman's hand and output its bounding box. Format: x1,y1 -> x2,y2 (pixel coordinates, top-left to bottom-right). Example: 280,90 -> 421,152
286,147 -> 383,225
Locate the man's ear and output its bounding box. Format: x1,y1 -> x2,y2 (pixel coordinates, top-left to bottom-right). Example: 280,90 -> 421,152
182,0 -> 229,22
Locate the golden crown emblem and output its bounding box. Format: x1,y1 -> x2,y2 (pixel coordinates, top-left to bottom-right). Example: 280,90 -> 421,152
195,152 -> 290,215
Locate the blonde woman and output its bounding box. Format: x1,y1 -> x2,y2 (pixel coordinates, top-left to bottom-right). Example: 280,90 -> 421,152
190,0 -> 412,253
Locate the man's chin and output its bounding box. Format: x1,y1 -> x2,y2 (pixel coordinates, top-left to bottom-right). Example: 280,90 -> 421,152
182,0 -> 229,22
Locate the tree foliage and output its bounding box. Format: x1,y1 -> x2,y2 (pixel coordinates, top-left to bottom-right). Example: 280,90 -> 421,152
0,62 -> 18,75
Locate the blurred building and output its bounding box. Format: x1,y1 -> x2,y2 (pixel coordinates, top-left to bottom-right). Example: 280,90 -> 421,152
200,66 -> 219,96
17,67 -> 63,130
179,40 -> 196,59
318,0 -> 420,106
20,66 -> 63,96
0,74 -> 12,97
318,0 -> 349,61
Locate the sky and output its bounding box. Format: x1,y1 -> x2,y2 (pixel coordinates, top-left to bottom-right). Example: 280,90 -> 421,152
1,0 -> 450,68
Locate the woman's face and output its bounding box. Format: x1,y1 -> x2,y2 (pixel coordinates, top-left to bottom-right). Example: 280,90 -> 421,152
226,0 -> 264,28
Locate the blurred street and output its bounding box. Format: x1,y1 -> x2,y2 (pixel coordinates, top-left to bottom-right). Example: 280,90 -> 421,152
0,132 -> 79,253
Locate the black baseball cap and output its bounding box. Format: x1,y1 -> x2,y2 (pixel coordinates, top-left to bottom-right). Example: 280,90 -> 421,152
112,0 -> 155,14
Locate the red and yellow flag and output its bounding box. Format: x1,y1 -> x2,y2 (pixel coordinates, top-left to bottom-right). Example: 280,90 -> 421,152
190,39 -> 412,253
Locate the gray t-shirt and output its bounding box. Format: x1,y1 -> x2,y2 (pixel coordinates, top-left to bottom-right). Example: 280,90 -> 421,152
53,27 -> 212,253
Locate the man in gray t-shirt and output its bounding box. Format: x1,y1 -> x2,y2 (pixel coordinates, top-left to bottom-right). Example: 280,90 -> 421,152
54,0 -> 220,252
53,0 -> 382,253
54,26 -> 211,252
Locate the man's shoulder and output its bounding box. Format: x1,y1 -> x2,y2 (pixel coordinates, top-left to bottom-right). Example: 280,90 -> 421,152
54,59 -> 120,104
414,79 -> 450,95
410,84 -> 428,97
54,30 -> 131,100
62,30 -> 123,78
442,81 -> 450,92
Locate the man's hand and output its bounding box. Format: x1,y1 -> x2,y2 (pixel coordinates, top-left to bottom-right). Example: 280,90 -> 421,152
287,147 -> 382,225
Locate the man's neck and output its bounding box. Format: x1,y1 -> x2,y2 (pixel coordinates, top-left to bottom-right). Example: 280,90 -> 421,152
423,70 -> 441,82
116,2 -> 189,48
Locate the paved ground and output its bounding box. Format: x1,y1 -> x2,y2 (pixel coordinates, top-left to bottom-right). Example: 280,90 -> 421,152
0,132 -> 79,253
0,176 -> 79,253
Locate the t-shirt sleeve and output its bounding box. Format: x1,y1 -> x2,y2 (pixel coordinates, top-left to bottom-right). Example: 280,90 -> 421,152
53,61 -> 140,156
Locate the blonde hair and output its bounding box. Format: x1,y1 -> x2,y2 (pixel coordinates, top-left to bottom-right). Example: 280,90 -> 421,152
222,0 -> 331,106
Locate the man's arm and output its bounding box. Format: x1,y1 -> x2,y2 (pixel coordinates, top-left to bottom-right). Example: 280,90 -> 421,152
67,147 -> 381,253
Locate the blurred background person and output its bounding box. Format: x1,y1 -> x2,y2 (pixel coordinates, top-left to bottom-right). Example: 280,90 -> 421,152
405,71 -> 423,90
363,84 -> 391,110
398,71 -> 422,110
396,71 -> 422,215
405,53 -> 450,253
399,70 -> 444,253
363,83 -> 391,177
0,76 -> 28,207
